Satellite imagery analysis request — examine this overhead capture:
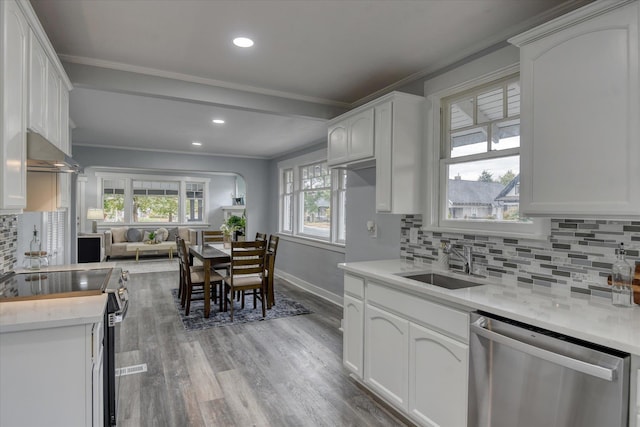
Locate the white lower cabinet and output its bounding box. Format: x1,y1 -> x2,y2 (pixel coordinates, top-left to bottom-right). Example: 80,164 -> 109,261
409,322 -> 468,427
0,322 -> 102,426
344,273 -> 470,426
343,294 -> 364,378
365,303 -> 409,411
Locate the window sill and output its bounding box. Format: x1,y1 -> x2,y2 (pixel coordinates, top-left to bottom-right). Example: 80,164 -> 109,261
277,233 -> 346,253
422,220 -> 550,242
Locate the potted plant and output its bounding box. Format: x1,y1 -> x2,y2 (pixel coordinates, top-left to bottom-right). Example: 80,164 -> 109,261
223,214 -> 246,242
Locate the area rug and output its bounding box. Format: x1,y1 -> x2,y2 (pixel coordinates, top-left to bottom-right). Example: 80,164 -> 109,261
171,288 -> 312,331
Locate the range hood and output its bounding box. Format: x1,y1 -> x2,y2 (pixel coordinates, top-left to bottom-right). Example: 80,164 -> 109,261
26,131 -> 82,173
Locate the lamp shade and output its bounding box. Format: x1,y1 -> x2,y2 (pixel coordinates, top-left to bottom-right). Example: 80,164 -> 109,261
87,208 -> 104,220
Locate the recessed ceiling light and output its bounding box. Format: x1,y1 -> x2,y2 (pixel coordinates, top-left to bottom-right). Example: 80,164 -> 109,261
233,37 -> 254,48
192,141 -> 202,146
212,119 -> 225,124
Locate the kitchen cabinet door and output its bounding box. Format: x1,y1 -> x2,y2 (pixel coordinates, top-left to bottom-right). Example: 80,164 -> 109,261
0,323 -> 96,427
327,109 -> 374,166
328,122 -> 349,165
375,101 -> 393,212
0,0 -> 28,211
511,1 -> 640,217
374,94 -> 423,214
28,29 -> 47,135
408,322 -> 468,427
347,108 -> 374,162
343,294 -> 364,378
58,87 -> 70,208
46,63 -> 61,148
364,303 -> 409,411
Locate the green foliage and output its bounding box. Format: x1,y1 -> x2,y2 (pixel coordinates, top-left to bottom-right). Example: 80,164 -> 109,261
103,195 -> 124,221
478,170 -> 494,182
499,170 -> 516,186
304,190 -> 330,216
226,215 -> 246,231
133,195 -> 178,222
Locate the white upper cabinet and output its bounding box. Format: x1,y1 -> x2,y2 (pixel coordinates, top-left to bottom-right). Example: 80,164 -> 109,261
327,91 -> 424,214
0,0 -> 28,211
510,0 -> 640,217
374,94 -> 424,213
58,87 -> 70,208
46,64 -> 61,148
328,108 -> 374,166
1,0 -> 72,212
28,29 -> 47,135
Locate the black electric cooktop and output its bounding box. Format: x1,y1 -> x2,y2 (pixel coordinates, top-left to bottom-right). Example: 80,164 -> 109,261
0,268 -> 113,301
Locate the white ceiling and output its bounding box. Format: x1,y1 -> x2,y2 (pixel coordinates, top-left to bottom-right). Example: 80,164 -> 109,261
30,0 -> 589,159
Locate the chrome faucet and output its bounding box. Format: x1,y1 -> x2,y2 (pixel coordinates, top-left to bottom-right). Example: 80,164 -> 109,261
444,243 -> 473,275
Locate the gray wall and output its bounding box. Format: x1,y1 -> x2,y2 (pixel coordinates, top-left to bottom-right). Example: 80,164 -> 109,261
73,146 -> 269,237
345,167 -> 401,262
266,147 -> 402,301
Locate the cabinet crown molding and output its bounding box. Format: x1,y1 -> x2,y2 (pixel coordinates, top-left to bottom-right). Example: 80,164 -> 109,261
509,0 -> 637,46
327,91 -> 423,125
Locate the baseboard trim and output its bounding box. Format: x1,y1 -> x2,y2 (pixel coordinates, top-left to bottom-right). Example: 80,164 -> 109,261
275,270 -> 343,307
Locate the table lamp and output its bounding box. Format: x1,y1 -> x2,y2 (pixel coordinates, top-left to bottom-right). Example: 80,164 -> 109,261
87,208 -> 104,233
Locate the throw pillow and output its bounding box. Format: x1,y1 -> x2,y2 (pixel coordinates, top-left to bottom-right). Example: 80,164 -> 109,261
156,227 -> 168,242
142,230 -> 153,242
167,227 -> 179,242
111,227 -> 128,243
126,228 -> 142,243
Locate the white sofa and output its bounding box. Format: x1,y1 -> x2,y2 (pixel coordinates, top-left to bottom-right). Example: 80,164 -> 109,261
104,226 -> 198,260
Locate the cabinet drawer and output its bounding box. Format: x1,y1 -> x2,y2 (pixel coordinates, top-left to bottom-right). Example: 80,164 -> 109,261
344,274 -> 364,299
367,280 -> 469,342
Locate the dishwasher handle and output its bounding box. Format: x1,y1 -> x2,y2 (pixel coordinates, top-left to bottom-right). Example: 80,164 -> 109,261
470,320 -> 617,382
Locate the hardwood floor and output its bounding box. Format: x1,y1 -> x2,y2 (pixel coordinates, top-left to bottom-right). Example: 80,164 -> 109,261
116,270 -> 408,426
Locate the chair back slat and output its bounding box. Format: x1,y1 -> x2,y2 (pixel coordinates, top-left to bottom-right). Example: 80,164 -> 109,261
255,232 -> 266,241
267,234 -> 279,255
202,230 -> 224,244
230,240 -> 266,277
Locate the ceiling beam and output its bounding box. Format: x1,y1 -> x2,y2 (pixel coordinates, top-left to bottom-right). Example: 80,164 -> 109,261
63,62 -> 348,121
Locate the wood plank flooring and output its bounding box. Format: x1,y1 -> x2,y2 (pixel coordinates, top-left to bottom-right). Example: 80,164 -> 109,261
116,270 -> 409,426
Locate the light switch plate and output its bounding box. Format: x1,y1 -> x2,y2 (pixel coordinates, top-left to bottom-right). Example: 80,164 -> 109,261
409,228 -> 418,244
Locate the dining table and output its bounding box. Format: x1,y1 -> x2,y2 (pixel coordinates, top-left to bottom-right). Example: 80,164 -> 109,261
188,243 -> 231,318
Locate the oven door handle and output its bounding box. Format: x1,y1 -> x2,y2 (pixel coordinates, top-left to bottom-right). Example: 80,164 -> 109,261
470,322 -> 617,381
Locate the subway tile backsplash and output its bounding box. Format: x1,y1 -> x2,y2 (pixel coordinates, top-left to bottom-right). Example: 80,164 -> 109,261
0,214 -> 18,275
401,216 -> 640,296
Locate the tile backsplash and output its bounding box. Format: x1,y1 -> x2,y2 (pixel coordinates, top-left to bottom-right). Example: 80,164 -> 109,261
401,216 -> 640,296
0,215 -> 18,275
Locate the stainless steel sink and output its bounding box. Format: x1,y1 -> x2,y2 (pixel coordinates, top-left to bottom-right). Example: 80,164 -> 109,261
400,272 -> 485,290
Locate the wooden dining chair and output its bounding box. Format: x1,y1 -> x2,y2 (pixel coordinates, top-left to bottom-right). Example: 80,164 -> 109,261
202,230 -> 224,244
223,240 -> 267,321
265,234 -> 280,308
255,232 -> 266,241
178,238 -> 224,316
176,236 -> 206,300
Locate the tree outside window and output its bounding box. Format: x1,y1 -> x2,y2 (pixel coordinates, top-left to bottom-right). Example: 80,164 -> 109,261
132,180 -> 179,223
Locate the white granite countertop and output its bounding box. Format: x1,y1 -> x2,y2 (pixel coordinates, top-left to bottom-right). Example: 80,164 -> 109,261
339,259 -> 640,355
0,262 -> 118,333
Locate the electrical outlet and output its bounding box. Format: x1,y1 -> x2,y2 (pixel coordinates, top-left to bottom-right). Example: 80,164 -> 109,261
409,228 -> 419,244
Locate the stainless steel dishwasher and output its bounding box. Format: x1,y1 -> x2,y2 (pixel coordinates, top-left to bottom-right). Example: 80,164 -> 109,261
468,312 -> 630,427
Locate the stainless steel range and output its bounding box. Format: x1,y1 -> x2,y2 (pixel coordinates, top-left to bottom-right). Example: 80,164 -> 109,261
0,267 -> 129,426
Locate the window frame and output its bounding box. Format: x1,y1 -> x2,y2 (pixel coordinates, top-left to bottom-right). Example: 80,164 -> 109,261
423,65 -> 549,239
278,149 -> 346,247
95,172 -> 210,225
